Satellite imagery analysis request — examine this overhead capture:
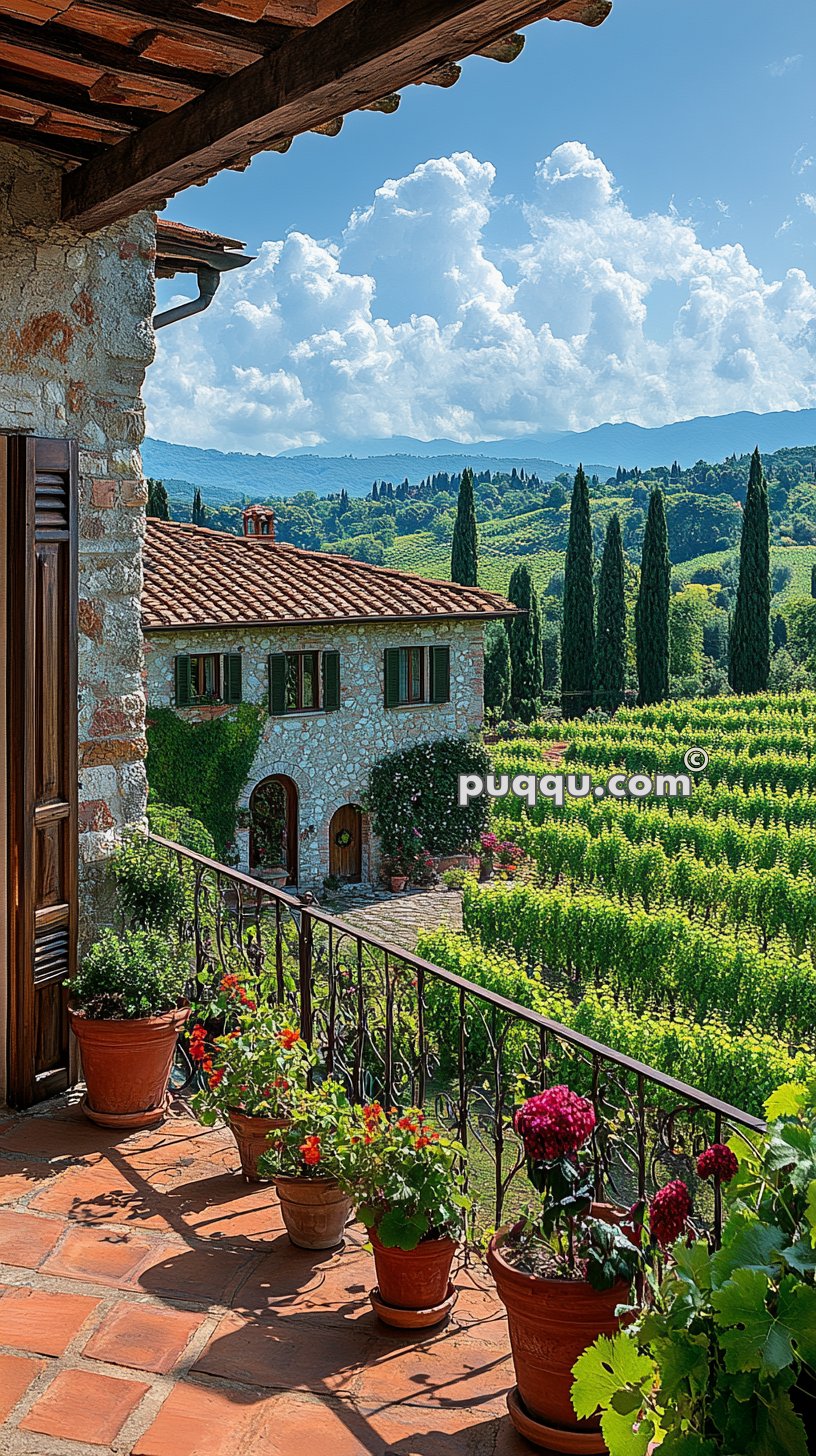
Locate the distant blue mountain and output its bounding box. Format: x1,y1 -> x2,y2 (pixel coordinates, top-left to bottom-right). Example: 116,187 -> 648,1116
280,408 -> 816,471
142,407 -> 816,504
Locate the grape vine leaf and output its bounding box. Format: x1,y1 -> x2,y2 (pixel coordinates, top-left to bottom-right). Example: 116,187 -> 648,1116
713,1268 -> 816,1376
571,1332 -> 655,1447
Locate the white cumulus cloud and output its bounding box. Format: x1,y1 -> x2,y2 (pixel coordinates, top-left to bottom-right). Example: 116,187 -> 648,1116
146,143 -> 816,451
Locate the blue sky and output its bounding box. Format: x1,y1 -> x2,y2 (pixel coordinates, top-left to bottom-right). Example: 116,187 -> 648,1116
149,0 -> 816,450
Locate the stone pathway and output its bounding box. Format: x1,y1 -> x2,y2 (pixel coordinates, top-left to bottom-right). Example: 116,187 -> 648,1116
327,888 -> 462,954
0,1099 -> 525,1456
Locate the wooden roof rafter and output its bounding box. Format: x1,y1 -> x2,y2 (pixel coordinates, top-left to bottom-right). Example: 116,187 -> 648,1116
0,0 -> 612,226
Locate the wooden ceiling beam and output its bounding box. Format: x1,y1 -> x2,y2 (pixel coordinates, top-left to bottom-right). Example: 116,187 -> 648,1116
0,117 -> 100,160
0,14 -> 209,93
0,64 -> 160,128
63,0 -> 605,231
64,0 -> 289,51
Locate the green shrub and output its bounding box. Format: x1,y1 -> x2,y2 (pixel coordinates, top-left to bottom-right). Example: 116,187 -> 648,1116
365,735 -> 491,858
68,929 -> 188,1020
441,867 -> 469,890
146,703 -> 264,857
113,834 -> 187,932
146,801 -> 216,857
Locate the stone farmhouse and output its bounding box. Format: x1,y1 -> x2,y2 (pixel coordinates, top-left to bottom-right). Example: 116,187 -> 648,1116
143,508 -> 514,888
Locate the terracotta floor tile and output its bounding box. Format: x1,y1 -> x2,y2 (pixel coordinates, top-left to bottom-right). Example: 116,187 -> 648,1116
131,1379 -> 260,1456
0,1109 -> 123,1160
229,1242 -> 364,1317
41,1224 -> 155,1287
0,1353 -> 46,1422
30,1162 -> 174,1230
19,1367 -> 149,1445
134,1240 -> 257,1306
83,1300 -> 206,1374
0,1208 -> 64,1268
0,1286 -> 100,1355
356,1333 -> 513,1415
193,1311 -> 377,1395
248,1394 -> 506,1456
175,1174 -> 286,1244
0,1161 -> 53,1205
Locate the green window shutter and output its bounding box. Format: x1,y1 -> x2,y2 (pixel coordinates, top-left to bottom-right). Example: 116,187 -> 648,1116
384,648 -> 401,708
430,645 -> 451,703
224,653 -> 242,704
175,654 -> 192,708
322,651 -> 340,711
269,654 -> 287,714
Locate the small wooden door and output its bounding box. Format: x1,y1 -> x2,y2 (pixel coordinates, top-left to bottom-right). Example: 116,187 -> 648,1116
329,805 -> 362,883
5,435 -> 78,1108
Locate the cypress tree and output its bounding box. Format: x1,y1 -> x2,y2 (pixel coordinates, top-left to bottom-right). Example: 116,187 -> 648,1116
729,448 -> 771,695
811,562 -> 816,599
147,478 -> 169,520
507,563 -> 543,722
191,487 -> 206,526
451,467 -> 478,585
594,512 -> 626,711
484,622 -> 511,719
561,464 -> 595,718
635,488 -> 671,705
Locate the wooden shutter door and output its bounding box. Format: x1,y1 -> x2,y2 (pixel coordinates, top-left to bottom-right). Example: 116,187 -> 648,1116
6,436 -> 78,1107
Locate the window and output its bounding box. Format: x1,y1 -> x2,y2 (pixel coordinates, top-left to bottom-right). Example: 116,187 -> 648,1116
175,653 -> 242,707
269,651 -> 340,715
384,645 -> 450,707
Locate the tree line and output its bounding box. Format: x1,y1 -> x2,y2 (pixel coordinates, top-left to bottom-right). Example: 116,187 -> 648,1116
455,450 -> 773,720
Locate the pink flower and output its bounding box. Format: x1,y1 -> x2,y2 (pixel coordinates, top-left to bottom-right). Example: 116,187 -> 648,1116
697,1144 -> 739,1184
514,1086 -> 596,1161
649,1180 -> 692,1248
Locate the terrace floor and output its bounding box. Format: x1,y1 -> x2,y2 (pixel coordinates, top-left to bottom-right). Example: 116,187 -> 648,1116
0,1097 -> 527,1456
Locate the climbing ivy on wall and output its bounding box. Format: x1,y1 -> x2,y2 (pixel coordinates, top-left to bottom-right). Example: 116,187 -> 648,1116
145,704 -> 264,858
365,735 -> 491,858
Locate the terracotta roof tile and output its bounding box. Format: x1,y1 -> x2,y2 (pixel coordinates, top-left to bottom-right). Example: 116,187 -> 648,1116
142,519 -> 516,631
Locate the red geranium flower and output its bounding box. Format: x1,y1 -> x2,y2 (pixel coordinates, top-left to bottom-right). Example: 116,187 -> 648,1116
514,1086 -> 596,1161
300,1135 -> 321,1167
649,1180 -> 692,1248
189,1024 -> 208,1062
697,1143 -> 739,1184
277,1027 -> 300,1050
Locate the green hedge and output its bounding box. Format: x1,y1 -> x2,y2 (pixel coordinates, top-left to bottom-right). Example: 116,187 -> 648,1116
418,928 -> 815,1118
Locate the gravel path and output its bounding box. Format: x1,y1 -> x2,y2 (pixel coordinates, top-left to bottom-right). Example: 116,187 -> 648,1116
327,886 -> 462,952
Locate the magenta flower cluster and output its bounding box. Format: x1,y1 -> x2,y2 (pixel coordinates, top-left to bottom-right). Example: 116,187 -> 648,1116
649,1180 -> 693,1248
514,1085 -> 596,1161
696,1143 -> 739,1184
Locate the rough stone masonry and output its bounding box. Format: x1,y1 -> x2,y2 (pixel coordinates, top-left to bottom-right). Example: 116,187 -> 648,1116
0,141 -> 155,947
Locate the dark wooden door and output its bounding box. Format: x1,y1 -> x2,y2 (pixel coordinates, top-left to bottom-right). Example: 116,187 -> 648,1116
5,435 -> 78,1108
329,804 -> 362,883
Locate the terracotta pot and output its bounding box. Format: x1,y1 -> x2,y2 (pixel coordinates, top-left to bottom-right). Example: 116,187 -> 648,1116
69,1003 -> 189,1130
370,1228 -> 457,1311
487,1227 -> 630,1444
389,875 -> 408,892
275,1175 -> 352,1249
227,1109 -> 289,1183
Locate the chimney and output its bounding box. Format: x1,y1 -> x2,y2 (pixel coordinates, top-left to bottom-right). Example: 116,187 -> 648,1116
243,505 -> 275,540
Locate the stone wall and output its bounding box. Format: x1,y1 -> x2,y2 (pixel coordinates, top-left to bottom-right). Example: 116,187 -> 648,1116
0,142 -> 155,956
145,617 -> 485,888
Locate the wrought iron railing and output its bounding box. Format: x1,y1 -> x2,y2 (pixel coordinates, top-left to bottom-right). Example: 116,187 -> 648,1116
149,832 -> 765,1243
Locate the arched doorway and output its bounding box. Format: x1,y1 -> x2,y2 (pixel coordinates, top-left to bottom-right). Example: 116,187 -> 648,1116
329,804 -> 362,883
250,775 -> 298,885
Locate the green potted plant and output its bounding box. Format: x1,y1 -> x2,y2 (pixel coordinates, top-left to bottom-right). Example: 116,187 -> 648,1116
258,1080 -> 354,1249
67,928 -> 189,1129
486,1085 -> 642,1451
338,1102 -> 469,1328
571,1080 -> 816,1456
382,848 -> 411,893
189,973 -> 314,1181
